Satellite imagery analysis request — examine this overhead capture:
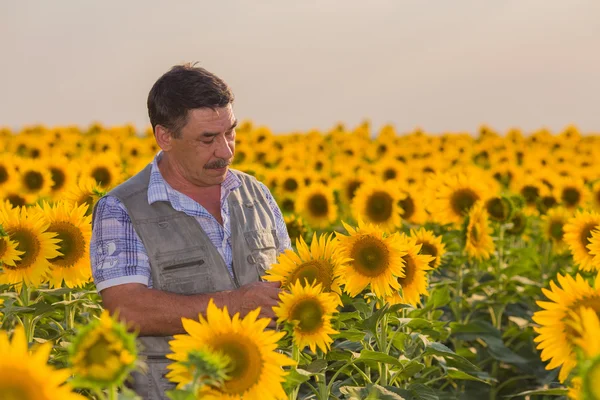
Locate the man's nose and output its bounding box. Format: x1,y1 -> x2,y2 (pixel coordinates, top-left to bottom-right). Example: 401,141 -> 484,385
214,135 -> 234,160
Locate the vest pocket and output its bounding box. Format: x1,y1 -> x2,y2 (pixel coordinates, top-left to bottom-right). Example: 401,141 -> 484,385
244,229 -> 279,275
158,259 -> 214,294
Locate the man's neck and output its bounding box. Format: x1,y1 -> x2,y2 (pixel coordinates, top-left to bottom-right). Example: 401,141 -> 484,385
157,155 -> 221,201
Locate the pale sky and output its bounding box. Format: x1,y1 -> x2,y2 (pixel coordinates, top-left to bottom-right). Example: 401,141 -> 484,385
1,0 -> 599,134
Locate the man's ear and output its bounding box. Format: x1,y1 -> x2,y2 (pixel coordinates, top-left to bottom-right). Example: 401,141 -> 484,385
155,125 -> 173,151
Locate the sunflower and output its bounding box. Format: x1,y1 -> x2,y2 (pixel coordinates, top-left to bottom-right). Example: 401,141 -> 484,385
0,325 -> 85,400
513,177 -> 546,216
533,273 -> 600,383
0,189 -> 28,208
64,177 -> 106,216
336,219 -> 406,299
0,206 -> 60,288
295,184 -> 338,229
265,233 -> 346,295
555,179 -> 589,211
568,377 -> 582,400
47,156 -> 78,197
590,181 -> 600,211
0,235 -> 24,269
275,170 -> 305,199
564,210 -> 600,271
79,154 -> 123,189
283,214 -> 308,244
0,154 -> 19,192
351,180 -> 404,232
542,207 -> 572,253
35,201 -> 92,288
386,234 -> 433,306
274,281 -> 339,353
335,171 -> 370,206
17,159 -> 53,203
464,201 -> 495,261
484,196 -> 514,223
69,309 -> 137,388
506,211 -> 528,237
167,299 -> 294,400
374,157 -> 404,182
428,172 -> 489,225
588,229 -> 600,271
410,227 -> 446,269
398,187 -> 428,225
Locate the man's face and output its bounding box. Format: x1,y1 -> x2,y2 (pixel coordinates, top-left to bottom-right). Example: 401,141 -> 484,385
167,104 -> 237,187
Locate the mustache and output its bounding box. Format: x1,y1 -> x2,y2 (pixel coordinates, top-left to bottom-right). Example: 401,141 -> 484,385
204,159 -> 232,169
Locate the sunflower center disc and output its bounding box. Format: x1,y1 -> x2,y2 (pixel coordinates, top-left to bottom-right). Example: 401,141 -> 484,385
351,236 -> 390,277
92,167 -> 112,187
580,223 -> 597,250
50,167 -> 66,191
486,198 -> 508,221
7,194 -> 26,208
450,189 -> 479,216
281,198 -> 295,213
562,187 -> 581,207
48,222 -> 86,267
549,221 -> 564,241
289,260 -> 331,290
398,196 -> 415,220
0,237 -> 7,258
419,242 -> 438,267
283,178 -> 299,192
470,224 -> 481,244
308,194 -> 329,217
383,168 -> 396,180
398,255 -> 416,286
24,171 -> 44,191
290,298 -> 324,333
0,165 -> 8,183
521,185 -> 540,204
366,191 -> 393,222
213,335 -> 263,395
346,180 -> 361,201
78,194 -> 95,216
7,228 -> 40,270
84,335 -> 112,367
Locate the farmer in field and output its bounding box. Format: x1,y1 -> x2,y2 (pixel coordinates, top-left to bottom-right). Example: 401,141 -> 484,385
90,63 -> 291,398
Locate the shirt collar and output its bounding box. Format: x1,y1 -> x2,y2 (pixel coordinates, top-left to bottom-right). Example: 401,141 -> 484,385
147,151 -> 241,206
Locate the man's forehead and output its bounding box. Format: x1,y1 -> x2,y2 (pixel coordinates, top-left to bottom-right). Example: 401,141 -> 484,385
188,105 -> 234,124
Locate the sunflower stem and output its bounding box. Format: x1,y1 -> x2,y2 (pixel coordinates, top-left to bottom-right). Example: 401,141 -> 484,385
18,282 -> 35,343
64,291 -> 75,331
378,312 -> 389,386
289,345 -> 301,400
108,384 -> 117,400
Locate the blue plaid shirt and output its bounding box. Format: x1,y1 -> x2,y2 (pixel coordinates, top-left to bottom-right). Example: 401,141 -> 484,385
90,154 -> 291,291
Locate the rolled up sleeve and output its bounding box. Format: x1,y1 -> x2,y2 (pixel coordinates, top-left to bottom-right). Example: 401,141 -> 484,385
90,195 -> 153,291
258,182 -> 292,253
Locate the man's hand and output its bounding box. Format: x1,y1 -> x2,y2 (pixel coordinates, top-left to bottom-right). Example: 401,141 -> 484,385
230,281 -> 282,327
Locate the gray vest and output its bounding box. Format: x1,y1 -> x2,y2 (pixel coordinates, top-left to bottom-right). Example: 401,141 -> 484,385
93,165 -> 280,399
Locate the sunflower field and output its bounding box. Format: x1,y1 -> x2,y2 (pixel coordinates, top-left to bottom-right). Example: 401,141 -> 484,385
1,122 -> 600,399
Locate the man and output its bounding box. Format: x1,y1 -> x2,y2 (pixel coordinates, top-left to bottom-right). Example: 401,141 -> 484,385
90,63 -> 291,399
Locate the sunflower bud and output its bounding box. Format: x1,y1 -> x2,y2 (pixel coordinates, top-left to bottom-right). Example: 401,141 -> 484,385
484,196 -> 514,223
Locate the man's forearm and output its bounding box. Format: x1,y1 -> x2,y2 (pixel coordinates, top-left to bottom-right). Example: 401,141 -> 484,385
103,286 -> 233,336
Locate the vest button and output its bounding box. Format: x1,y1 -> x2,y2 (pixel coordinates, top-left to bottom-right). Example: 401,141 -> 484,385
244,202 -> 254,208
247,255 -> 255,264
